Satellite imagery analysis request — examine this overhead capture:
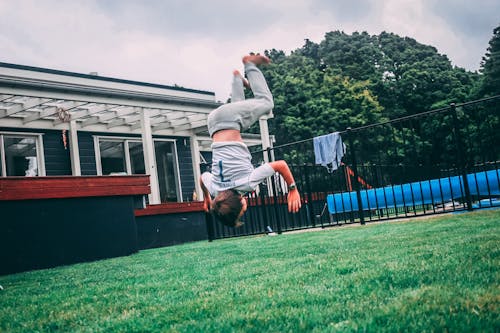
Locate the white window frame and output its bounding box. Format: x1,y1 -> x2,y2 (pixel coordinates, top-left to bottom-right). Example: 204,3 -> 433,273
93,135 -> 142,176
93,135 -> 183,202
0,131 -> 46,177
153,138 -> 183,203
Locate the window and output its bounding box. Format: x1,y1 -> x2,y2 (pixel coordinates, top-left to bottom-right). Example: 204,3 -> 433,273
99,140 -> 127,175
0,133 -> 45,177
154,140 -> 181,202
95,137 -> 181,202
96,137 -> 145,176
129,141 -> 145,174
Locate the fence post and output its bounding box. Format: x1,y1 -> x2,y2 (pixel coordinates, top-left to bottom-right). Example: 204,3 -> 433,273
303,163 -> 316,228
205,212 -> 214,242
268,148 -> 283,234
347,127 -> 365,225
450,103 -> 473,211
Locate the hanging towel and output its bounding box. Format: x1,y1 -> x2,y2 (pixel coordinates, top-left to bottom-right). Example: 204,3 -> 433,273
313,132 -> 345,172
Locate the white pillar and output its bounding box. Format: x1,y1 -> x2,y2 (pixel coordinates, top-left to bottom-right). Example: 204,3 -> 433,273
259,114 -> 277,195
190,136 -> 203,200
140,108 -> 161,204
69,120 -> 81,176
259,115 -> 272,162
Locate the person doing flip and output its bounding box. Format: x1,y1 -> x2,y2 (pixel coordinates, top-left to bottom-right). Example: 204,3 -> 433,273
200,53 -> 302,227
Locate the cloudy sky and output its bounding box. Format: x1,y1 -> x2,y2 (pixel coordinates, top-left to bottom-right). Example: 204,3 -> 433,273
1,0 -> 498,101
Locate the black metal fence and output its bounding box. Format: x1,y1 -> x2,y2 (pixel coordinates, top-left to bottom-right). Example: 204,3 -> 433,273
206,95 -> 500,240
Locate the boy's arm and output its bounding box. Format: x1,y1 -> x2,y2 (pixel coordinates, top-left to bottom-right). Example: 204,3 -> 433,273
268,160 -> 302,213
199,175 -> 212,212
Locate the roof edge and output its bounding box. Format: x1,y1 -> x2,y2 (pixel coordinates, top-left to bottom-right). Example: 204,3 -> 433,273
0,62 -> 215,96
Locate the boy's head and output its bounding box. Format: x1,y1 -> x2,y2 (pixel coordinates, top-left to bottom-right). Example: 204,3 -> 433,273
211,189 -> 247,227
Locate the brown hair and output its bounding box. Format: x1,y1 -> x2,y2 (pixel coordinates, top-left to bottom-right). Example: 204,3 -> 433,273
211,189 -> 244,227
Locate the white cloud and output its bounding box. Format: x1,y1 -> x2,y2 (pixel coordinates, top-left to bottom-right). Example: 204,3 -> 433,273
373,0 -> 488,70
0,0 -> 498,100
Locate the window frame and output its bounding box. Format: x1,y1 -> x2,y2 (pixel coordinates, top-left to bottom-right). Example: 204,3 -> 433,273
93,135 -> 182,202
0,131 -> 46,177
93,136 -> 140,176
153,138 -> 183,203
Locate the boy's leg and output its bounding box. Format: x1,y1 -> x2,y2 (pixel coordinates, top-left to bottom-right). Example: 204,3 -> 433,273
207,54 -> 274,136
231,70 -> 246,103
243,54 -> 273,105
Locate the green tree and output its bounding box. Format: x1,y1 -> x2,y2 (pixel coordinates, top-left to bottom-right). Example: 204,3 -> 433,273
258,30 -> 489,168
261,51 -> 387,164
315,31 -> 480,118
480,24 -> 500,96
461,24 -> 500,163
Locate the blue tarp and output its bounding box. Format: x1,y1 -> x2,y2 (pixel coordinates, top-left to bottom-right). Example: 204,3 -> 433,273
327,169 -> 500,214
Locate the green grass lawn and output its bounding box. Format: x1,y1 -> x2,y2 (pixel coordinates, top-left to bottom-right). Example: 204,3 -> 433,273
1,210 -> 499,332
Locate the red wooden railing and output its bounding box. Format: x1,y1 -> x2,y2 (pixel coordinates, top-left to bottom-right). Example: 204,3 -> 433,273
0,175 -> 150,201
134,201 -> 205,216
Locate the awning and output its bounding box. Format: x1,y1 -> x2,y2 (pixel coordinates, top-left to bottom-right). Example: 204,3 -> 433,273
0,62 -> 220,137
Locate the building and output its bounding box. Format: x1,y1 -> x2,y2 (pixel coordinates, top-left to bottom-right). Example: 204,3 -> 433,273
0,62 -> 271,203
0,62 -> 272,275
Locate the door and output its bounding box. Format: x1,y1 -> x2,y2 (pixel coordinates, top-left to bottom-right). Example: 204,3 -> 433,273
154,140 -> 181,202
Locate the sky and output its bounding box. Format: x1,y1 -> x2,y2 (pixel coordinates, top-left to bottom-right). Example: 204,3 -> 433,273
1,0 -> 499,102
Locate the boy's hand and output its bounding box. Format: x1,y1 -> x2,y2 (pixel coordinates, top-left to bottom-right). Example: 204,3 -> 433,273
287,189 -> 301,213
268,160 -> 301,213
203,196 -> 211,213
199,175 -> 212,212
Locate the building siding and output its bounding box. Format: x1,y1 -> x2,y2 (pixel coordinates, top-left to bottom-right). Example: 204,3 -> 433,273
44,130 -> 72,176
78,131 -> 98,176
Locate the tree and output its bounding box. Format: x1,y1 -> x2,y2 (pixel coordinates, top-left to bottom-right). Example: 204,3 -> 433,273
260,51 -> 387,164
258,30 -> 487,167
316,31 -> 480,118
480,24 -> 500,96
461,24 -> 500,163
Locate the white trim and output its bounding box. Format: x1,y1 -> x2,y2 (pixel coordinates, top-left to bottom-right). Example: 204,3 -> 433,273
152,138 -> 183,203
0,130 -> 45,136
69,120 -> 81,175
173,140 -> 183,202
0,67 -> 217,102
190,137 -> 202,200
93,136 -> 102,175
36,134 -> 46,176
92,134 -> 141,142
259,117 -> 272,162
0,89 -> 214,135
140,109 -> 160,204
0,135 -> 5,176
124,140 -> 132,174
0,131 -> 46,176
93,135 -> 142,176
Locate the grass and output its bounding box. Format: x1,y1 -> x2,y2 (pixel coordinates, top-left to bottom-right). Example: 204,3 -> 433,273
1,210 -> 499,332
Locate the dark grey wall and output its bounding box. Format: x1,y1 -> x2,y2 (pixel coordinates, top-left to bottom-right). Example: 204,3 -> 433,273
44,130 -> 72,176
77,131 -> 98,175
136,211 -> 207,250
0,195 -> 138,275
